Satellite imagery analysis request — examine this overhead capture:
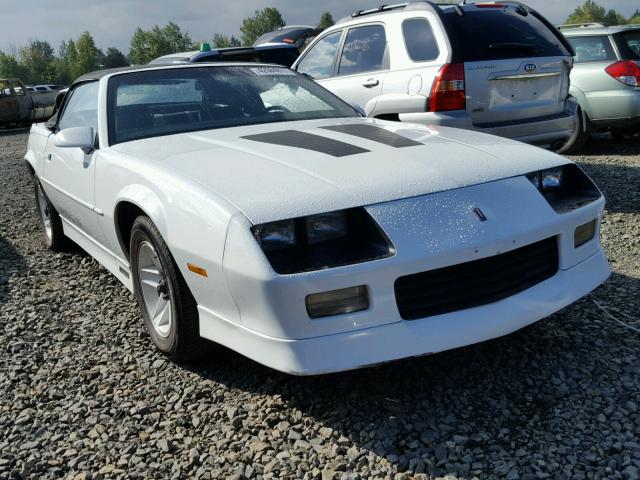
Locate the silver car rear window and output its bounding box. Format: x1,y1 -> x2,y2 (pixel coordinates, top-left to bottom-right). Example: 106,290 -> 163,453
568,36 -> 617,63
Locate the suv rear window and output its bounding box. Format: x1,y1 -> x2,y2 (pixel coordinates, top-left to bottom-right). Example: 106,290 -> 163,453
568,36 -> 616,63
445,8 -> 570,61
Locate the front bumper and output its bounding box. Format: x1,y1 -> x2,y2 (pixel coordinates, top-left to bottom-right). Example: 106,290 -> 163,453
199,175 -> 610,375
199,248 -> 609,375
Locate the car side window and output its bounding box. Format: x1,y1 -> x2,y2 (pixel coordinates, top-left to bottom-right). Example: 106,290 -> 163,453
10,81 -> 25,96
338,25 -> 388,76
58,82 -> 99,133
296,30 -> 342,80
567,36 -> 616,63
403,18 -> 439,62
0,80 -> 13,98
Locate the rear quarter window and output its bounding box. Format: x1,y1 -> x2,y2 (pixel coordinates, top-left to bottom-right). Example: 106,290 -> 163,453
616,31 -> 640,60
445,8 -> 570,61
567,36 -> 616,63
402,18 -> 439,62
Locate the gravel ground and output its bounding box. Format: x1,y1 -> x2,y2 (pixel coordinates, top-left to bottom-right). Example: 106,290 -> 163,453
0,129 -> 639,480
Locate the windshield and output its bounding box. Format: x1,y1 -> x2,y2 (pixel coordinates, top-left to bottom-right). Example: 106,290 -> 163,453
107,65 -> 357,145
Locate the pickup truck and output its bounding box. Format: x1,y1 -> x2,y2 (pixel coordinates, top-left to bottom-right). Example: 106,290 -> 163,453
0,78 -> 56,128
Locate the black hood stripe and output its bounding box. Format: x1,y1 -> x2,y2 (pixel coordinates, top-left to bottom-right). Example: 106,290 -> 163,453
320,124 -> 423,148
241,130 -> 369,157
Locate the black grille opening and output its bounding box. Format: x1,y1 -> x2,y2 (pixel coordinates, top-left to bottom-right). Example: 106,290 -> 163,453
395,237 -> 559,320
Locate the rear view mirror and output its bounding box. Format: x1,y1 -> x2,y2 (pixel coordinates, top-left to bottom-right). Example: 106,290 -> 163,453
54,126 -> 95,153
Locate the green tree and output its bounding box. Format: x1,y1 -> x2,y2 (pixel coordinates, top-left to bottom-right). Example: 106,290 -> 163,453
604,9 -> 626,26
240,8 -> 285,46
129,22 -> 192,64
0,52 -> 29,81
49,58 -> 73,85
59,39 -> 78,66
72,31 -> 102,77
20,40 -> 55,83
318,12 -> 335,30
628,9 -> 640,24
211,33 -> 241,48
564,0 -> 626,26
102,47 -> 129,68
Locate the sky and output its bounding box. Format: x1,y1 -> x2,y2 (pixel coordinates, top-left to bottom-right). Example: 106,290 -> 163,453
1,0 -> 638,55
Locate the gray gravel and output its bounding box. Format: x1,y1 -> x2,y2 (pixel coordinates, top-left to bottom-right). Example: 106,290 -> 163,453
0,129 -> 639,480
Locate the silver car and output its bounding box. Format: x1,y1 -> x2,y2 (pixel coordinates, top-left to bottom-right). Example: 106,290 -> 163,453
292,1 -> 577,148
560,24 -> 640,149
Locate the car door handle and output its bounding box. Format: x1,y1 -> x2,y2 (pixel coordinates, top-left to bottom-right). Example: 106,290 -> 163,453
362,79 -> 379,88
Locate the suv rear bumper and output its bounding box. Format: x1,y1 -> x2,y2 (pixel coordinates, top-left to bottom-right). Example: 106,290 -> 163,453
399,107 -> 577,147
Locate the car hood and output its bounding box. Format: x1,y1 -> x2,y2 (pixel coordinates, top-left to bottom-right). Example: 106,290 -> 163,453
112,118 -> 568,224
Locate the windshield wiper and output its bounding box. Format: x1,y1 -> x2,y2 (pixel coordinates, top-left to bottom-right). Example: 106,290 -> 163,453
489,42 -> 537,52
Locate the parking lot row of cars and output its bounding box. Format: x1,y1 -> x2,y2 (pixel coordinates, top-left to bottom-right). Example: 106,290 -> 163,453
150,2 -> 640,152
5,2 -> 640,149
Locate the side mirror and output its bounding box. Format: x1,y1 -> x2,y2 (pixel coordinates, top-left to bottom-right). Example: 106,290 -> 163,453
54,126 -> 95,154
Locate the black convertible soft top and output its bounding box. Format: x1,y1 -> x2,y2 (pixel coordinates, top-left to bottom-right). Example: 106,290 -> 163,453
73,66 -> 142,84
72,62 -> 284,86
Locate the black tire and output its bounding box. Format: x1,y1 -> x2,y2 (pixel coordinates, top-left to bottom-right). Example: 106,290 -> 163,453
611,128 -> 640,142
33,176 -> 69,252
556,107 -> 590,154
130,215 -> 207,362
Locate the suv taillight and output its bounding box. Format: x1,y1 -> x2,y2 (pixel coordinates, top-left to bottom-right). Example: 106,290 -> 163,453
428,63 -> 466,112
605,61 -> 640,87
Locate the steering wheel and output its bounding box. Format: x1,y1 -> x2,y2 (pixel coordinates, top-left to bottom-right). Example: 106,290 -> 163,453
265,105 -> 291,113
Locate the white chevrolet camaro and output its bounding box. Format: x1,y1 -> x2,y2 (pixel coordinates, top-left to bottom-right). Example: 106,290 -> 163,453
25,64 -> 610,375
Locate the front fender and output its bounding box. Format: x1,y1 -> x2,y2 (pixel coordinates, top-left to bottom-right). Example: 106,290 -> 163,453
24,125 -> 52,178
114,184 -> 169,243
24,149 -> 36,175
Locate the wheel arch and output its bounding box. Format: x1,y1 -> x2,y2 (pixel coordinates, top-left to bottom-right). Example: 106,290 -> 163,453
24,159 -> 35,177
24,148 -> 37,177
113,185 -> 169,261
567,86 -> 592,124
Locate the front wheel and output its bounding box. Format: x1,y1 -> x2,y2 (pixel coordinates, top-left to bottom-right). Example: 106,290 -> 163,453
556,107 -> 590,154
130,216 -> 207,361
34,177 -> 69,251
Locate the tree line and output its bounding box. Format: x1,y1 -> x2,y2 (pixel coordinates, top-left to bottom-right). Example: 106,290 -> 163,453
1,1 -> 638,86
564,0 -> 640,26
0,8 -> 334,86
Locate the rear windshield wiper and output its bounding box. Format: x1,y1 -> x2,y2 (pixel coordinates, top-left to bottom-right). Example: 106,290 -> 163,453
489,42 -> 537,52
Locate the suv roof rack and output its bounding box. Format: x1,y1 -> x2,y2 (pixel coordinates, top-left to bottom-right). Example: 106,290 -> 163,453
558,22 -> 605,30
350,3 -> 408,18
337,1 -> 446,23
